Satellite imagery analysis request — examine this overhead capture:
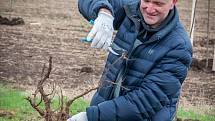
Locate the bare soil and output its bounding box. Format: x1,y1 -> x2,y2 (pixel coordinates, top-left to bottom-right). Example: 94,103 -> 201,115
0,0 -> 214,109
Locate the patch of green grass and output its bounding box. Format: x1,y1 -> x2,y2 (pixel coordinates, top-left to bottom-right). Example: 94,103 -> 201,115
177,106 -> 215,121
0,84 -> 90,120
70,98 -> 90,115
0,85 -> 37,121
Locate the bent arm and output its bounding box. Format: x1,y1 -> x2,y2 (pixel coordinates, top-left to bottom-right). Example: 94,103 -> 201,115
78,0 -> 132,30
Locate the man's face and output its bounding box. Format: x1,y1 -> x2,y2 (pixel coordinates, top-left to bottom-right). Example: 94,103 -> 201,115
140,0 -> 177,27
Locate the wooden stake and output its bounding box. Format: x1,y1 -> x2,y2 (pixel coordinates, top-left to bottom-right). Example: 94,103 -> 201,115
206,0 -> 211,68
213,44 -> 215,71
9,0 -> 13,19
190,0 -> 197,46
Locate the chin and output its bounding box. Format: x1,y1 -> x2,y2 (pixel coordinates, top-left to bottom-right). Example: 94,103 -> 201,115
145,20 -> 157,25
143,17 -> 157,25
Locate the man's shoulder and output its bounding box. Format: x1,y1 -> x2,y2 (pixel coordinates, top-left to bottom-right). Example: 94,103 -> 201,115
165,24 -> 192,51
172,22 -> 190,43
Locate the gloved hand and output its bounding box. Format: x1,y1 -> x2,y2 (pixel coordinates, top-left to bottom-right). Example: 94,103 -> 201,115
67,112 -> 88,121
87,10 -> 114,50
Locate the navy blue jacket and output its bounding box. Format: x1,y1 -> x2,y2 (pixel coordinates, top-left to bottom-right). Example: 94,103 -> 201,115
78,0 -> 192,121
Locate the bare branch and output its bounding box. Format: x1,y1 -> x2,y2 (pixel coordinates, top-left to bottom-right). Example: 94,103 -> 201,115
25,97 -> 45,116
27,55 -> 132,120
53,86 -> 64,113
65,86 -> 99,114
35,94 -> 43,107
60,86 -> 64,112
37,56 -> 53,120
46,81 -> 56,97
104,80 -> 130,91
39,56 -> 52,86
41,63 -> 46,79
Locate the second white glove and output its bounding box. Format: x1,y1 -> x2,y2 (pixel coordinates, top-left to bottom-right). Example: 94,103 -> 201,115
67,112 -> 88,121
87,11 -> 114,50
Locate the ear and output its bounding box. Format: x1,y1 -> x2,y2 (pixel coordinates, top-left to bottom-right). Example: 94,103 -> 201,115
173,0 -> 178,4
170,0 -> 177,9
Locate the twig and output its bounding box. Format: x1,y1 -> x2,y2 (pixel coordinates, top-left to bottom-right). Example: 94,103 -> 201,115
60,86 -> 64,112
45,81 -> 56,97
65,86 -> 99,114
41,63 -> 46,79
104,80 -> 130,91
25,57 -> 53,118
25,97 -> 45,116
53,86 -> 64,113
35,94 -> 43,107
55,86 -> 65,121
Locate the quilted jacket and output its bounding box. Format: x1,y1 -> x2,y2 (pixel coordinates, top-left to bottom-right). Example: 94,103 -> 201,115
78,0 -> 192,121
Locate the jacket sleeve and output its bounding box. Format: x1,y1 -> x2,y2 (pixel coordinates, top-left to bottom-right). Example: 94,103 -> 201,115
86,45 -> 192,121
78,0 -> 132,30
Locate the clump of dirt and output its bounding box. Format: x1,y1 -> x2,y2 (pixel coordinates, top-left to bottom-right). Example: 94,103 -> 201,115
191,58 -> 214,73
80,66 -> 94,73
0,15 -> 24,26
177,118 -> 200,121
0,110 -> 15,119
184,119 -> 200,121
195,39 -> 215,47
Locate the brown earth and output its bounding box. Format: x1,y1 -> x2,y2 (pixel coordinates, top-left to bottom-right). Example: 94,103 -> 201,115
0,0 -> 214,111
0,109 -> 15,119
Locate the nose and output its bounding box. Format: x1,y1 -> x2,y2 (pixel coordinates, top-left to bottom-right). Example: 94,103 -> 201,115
145,3 -> 156,14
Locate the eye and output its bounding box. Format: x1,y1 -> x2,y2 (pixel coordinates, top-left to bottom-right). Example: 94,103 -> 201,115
143,0 -> 150,2
154,2 -> 165,6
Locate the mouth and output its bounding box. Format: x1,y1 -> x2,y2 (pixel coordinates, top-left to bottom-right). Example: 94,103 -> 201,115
145,14 -> 155,19
145,12 -> 157,17
144,12 -> 159,20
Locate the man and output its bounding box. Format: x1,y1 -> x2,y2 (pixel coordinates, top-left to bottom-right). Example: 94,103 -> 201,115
68,0 -> 192,121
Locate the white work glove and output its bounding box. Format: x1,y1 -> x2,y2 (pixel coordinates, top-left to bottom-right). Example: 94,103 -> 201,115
87,11 -> 114,50
67,112 -> 88,121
